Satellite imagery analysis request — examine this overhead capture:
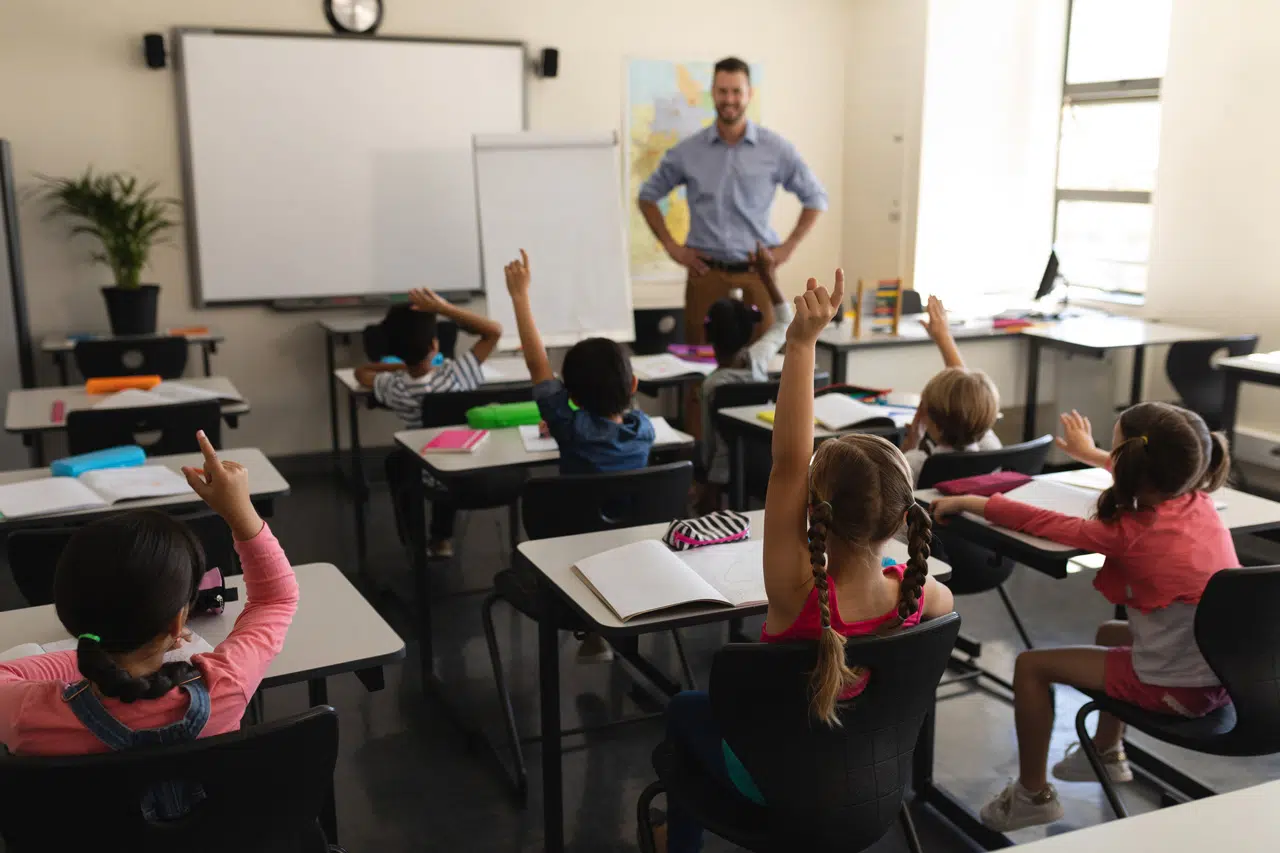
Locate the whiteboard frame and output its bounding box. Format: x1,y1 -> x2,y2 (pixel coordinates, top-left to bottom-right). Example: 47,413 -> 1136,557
172,27 -> 529,308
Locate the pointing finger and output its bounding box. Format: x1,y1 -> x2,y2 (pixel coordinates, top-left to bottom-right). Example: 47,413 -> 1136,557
196,431 -> 219,473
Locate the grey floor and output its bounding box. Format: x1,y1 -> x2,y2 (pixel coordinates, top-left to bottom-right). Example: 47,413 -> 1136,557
13,459 -> 1277,852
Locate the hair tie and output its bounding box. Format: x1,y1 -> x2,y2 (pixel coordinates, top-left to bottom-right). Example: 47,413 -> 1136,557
1140,435 -> 1148,446
77,633 -> 100,643
811,500 -> 832,514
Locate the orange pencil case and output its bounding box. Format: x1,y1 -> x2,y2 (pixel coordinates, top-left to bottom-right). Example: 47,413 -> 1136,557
85,375 -> 161,394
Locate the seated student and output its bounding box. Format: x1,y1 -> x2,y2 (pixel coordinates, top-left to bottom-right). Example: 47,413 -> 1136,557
652,272 -> 955,853
696,242 -> 792,512
902,295 -> 1002,485
355,287 -> 503,558
0,433 -> 295,818
932,403 -> 1235,831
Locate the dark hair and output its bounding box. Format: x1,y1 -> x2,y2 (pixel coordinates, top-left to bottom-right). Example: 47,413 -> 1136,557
562,337 -> 634,418
705,298 -> 760,366
54,511 -> 206,703
714,56 -> 751,83
807,434 -> 930,725
377,304 -> 437,366
1097,402 -> 1231,523
919,367 -> 1000,448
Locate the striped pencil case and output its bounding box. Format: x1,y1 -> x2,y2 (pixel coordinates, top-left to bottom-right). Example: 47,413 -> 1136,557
663,510 -> 751,551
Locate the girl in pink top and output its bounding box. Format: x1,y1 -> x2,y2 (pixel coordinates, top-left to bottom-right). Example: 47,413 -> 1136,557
0,432 -> 298,819
654,273 -> 955,853
932,402 -> 1234,833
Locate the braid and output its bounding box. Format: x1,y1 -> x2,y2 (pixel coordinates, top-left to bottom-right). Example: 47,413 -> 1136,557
76,636 -> 200,703
807,497 -> 860,726
809,499 -> 834,628
900,503 -> 932,622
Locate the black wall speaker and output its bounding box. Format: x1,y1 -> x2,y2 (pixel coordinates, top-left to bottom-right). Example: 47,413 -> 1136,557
537,47 -> 559,78
143,33 -> 166,69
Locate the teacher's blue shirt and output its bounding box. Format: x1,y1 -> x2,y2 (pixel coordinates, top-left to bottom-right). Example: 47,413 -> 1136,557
638,121 -> 828,262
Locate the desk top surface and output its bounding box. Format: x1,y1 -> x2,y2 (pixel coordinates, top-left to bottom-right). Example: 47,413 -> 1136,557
519,509 -> 951,634
1219,352 -> 1280,378
0,563 -> 404,687
334,356 -> 534,395
318,315 -> 387,335
717,403 -> 843,439
41,330 -> 225,352
6,377 -> 250,433
1019,316 -> 1221,349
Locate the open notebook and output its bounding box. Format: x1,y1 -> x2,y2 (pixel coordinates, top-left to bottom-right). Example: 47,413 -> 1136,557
0,630 -> 215,665
517,417 -> 685,453
1039,469 -> 1228,511
573,538 -> 765,622
631,353 -> 717,381
0,465 -> 192,520
758,396 -> 907,430
93,381 -> 243,410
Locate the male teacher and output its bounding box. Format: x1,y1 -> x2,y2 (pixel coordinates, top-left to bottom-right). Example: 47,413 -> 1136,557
638,56 -> 829,345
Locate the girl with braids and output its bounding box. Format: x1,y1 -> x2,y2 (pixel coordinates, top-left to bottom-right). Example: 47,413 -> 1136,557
932,402 -> 1236,832
652,272 -> 954,853
0,432 -> 297,818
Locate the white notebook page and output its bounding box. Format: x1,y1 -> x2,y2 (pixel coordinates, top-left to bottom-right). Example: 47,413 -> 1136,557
0,478 -> 107,520
812,394 -> 892,430
677,539 -> 766,607
78,465 -> 192,504
573,539 -> 729,621
1002,479 -> 1100,519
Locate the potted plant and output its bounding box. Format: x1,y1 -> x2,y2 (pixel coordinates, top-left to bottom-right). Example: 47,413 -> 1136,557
35,168 -> 179,336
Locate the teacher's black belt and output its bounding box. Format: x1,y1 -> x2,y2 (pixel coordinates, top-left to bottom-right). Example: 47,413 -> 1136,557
701,259 -> 751,274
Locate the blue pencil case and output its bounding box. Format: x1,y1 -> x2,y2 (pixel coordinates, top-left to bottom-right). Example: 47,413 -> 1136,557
50,445 -> 147,477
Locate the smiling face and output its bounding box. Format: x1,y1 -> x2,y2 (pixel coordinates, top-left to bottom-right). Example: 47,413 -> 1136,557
713,69 -> 751,127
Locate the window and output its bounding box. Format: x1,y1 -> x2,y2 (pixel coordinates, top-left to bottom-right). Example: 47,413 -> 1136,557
1053,0 -> 1172,300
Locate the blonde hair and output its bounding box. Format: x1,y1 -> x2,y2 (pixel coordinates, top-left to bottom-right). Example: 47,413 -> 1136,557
919,367 -> 1000,448
807,435 -> 932,726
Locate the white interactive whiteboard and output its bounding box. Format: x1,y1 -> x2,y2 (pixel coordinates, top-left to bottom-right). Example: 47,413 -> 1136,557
474,132 -> 634,350
175,30 -> 525,304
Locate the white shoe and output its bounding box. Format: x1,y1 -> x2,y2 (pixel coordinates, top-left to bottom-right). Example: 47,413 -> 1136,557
1053,742 -> 1133,783
575,633 -> 614,663
980,780 -> 1065,832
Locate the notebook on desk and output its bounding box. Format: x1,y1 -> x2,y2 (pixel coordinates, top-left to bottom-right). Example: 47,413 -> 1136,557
0,466 -> 192,520
756,396 -> 901,430
0,630 -> 215,664
92,381 -> 242,409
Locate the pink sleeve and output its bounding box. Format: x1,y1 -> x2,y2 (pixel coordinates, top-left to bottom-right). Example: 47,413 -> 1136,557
0,652 -> 81,748
196,523 -> 298,703
985,493 -> 1129,556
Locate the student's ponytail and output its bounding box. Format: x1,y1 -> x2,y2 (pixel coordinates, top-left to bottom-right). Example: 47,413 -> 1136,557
899,503 -> 932,622
1097,435 -> 1148,522
75,634 -> 200,704
808,495 -> 862,727
1201,431 -> 1231,492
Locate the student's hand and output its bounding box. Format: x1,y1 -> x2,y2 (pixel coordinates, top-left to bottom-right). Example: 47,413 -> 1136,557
930,495 -> 987,522
901,407 -> 927,452
666,243 -> 710,276
919,295 -> 952,343
504,249 -> 532,299
748,242 -> 776,281
786,269 -> 845,345
1055,409 -> 1097,462
408,287 -> 449,315
538,420 -> 550,439
181,431 -> 263,541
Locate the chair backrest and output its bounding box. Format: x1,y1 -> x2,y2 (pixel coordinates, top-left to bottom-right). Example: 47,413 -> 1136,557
706,380 -> 780,416
418,385 -> 533,429
521,461 -> 693,540
1194,566 -> 1280,754
916,434 -> 1054,489
66,401 -> 221,456
710,613 -> 961,851
73,337 -> 189,380
1166,335 -> 1260,422
901,289 -> 923,316
0,705 -> 337,853
5,509 -> 237,607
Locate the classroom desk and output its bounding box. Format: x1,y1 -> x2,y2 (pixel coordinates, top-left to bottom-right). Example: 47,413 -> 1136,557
0,562 -> 405,845
634,353 -> 829,429
911,471 -> 1280,849
4,377 -> 251,466
0,448 -> 289,529
815,318 -> 1014,384
517,509 -> 950,853
1001,778 -> 1280,853
714,403 -> 906,511
1217,352 -> 1280,454
41,329 -> 225,384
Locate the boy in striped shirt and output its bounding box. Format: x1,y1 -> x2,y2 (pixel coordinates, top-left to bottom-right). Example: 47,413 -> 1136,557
356,287 -> 503,556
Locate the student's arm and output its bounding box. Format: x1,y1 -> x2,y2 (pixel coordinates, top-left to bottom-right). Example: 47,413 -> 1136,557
763,271 -> 844,604
1055,410 -> 1111,468
921,575 -> 955,619
931,493 -> 1128,554
408,288 -> 503,364
770,142 -> 827,266
354,362 -> 402,389
744,243 -> 793,375
504,250 -> 554,384
920,295 -> 964,368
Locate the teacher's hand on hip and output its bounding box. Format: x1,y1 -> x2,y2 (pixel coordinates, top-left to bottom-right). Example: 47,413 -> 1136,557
665,242 -> 710,276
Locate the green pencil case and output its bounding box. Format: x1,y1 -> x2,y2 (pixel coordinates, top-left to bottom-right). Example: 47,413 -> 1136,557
466,401 -> 542,429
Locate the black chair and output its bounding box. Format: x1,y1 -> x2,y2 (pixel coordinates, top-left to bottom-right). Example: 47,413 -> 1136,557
637,612 -> 962,853
1166,335 -> 1259,430
6,510 -> 237,607
482,462 -> 696,806
66,400 -> 222,456
917,435 -> 1054,693
902,289 -> 924,316
1075,565 -> 1280,818
74,337 -> 189,380
0,705 -> 339,853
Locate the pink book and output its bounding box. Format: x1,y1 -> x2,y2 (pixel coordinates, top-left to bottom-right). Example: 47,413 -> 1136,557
421,429 -> 489,454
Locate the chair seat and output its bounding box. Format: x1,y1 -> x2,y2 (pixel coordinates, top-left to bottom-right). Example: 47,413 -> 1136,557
1080,689 -> 1238,752
651,741 -> 772,852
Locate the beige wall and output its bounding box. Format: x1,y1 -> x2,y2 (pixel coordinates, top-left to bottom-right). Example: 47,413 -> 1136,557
0,0 -> 852,455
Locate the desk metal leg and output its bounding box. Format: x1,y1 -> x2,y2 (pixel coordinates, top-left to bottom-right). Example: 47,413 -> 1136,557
54,352 -> 69,386
201,343 -> 213,376
675,384 -> 687,431
1129,346 -> 1146,407
1023,339 -> 1042,442
326,332 -> 341,474
347,391 -> 367,498
307,677 -> 339,845
832,349 -> 847,385
538,583 -> 564,853
912,703 -> 1013,850
729,434 -> 746,512
1222,375 -> 1241,457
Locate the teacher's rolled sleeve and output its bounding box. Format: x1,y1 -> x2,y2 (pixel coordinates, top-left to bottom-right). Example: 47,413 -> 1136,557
780,139 -> 829,211
638,150 -> 685,204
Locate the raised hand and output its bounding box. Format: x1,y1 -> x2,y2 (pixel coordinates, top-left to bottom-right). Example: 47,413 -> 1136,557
181,431 -> 262,541
920,295 -> 951,342
786,269 -> 845,345
1055,409 -> 1100,464
408,287 -> 449,314
504,249 -> 531,299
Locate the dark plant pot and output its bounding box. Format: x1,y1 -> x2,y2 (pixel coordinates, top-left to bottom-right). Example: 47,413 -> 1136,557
101,284 -> 159,336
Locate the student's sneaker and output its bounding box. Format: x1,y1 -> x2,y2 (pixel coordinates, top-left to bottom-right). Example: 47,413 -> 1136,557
426,539 -> 455,559
980,780 -> 1065,832
575,632 -> 614,663
1052,742 -> 1133,783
